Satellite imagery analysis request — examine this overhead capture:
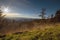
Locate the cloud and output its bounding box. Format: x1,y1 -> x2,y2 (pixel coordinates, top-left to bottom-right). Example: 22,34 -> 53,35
0,0 -> 30,8
3,13 -> 22,17
2,13 -> 40,19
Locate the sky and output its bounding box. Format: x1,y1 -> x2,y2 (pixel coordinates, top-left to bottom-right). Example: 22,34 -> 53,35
0,0 -> 60,19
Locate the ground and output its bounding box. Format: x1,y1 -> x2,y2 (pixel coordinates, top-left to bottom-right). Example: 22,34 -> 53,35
0,23 -> 60,40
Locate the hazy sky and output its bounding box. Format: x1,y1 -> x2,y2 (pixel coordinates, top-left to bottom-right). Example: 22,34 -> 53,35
0,0 -> 60,19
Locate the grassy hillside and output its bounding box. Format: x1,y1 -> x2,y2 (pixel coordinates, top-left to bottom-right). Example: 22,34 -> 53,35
0,23 -> 60,40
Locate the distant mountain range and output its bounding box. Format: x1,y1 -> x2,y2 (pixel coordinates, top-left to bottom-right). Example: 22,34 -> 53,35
5,17 -> 39,22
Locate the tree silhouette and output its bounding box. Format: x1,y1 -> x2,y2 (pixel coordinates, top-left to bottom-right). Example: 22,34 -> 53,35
51,14 -> 54,18
54,9 -> 60,22
0,9 -> 5,22
55,10 -> 60,18
39,8 -> 46,19
0,7 -> 5,29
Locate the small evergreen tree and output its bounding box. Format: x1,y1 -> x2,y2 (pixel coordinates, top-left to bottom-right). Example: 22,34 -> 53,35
54,9 -> 60,22
51,14 -> 54,18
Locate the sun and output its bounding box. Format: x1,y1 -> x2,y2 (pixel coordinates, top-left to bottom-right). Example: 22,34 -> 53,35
4,8 -> 8,12
3,7 -> 9,13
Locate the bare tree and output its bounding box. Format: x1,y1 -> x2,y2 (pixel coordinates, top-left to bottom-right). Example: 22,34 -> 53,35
39,8 -> 46,19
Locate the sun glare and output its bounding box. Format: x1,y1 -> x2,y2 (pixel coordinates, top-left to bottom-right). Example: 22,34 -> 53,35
3,7 -> 9,13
